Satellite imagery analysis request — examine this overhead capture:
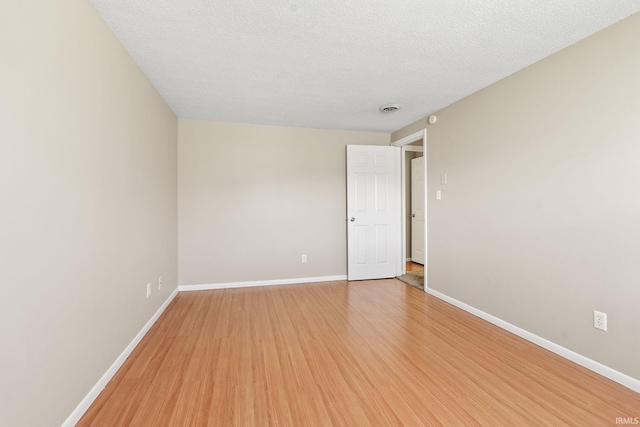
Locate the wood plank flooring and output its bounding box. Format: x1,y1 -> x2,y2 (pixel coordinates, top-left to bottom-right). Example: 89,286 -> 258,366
78,280 -> 640,426
406,261 -> 424,272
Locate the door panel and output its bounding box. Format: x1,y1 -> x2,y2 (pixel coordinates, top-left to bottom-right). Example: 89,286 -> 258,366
347,145 -> 398,280
355,225 -> 368,264
355,173 -> 368,211
375,174 -> 388,210
375,225 -> 388,263
411,156 -> 425,265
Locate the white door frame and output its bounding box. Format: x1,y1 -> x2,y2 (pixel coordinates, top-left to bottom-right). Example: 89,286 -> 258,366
390,129 -> 427,289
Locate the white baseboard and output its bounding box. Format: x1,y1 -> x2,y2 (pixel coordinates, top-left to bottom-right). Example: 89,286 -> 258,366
405,258 -> 412,262
179,275 -> 348,292
62,287 -> 179,427
426,288 -> 640,394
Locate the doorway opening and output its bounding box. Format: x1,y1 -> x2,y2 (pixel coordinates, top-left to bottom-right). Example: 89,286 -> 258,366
391,129 -> 427,289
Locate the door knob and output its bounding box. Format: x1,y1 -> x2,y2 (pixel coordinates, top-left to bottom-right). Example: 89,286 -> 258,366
350,217 -> 355,222
411,214 -> 415,218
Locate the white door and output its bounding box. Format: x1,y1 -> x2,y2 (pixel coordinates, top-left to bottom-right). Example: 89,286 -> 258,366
411,156 -> 425,265
347,145 -> 399,281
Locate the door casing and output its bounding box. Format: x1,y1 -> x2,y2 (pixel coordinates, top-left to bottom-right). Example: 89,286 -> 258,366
390,129 -> 427,289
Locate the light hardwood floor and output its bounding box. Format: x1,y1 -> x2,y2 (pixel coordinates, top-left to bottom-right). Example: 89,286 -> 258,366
78,280 -> 640,426
406,261 -> 424,272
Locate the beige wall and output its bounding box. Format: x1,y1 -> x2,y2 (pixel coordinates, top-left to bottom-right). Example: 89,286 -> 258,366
178,120 -> 389,285
0,1 -> 178,426
393,14 -> 640,380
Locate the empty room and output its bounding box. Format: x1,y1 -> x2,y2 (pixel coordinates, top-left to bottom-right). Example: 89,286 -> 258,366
2,1 -> 640,426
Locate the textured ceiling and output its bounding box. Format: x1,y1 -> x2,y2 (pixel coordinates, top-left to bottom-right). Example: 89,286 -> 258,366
91,1 -> 639,133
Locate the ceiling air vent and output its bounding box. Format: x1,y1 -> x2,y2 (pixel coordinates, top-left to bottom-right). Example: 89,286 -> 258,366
379,104 -> 402,113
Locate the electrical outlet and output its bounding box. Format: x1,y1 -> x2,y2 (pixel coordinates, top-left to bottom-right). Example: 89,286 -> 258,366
594,310 -> 607,331
146,283 -> 151,299
158,276 -> 163,290
301,254 -> 307,263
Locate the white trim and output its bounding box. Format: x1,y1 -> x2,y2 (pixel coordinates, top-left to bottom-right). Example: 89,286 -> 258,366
179,275 -> 348,292
62,287 -> 180,427
426,288 -> 640,394
400,148 -> 407,277
390,129 -> 426,148
403,145 -> 424,153
391,129 -> 427,287
406,258 -> 412,262
394,147 -> 403,280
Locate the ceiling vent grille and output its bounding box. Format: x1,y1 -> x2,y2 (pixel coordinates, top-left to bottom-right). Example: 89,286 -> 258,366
379,104 -> 402,113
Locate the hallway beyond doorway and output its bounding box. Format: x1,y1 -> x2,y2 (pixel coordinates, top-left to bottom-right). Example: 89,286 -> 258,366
406,261 -> 424,272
